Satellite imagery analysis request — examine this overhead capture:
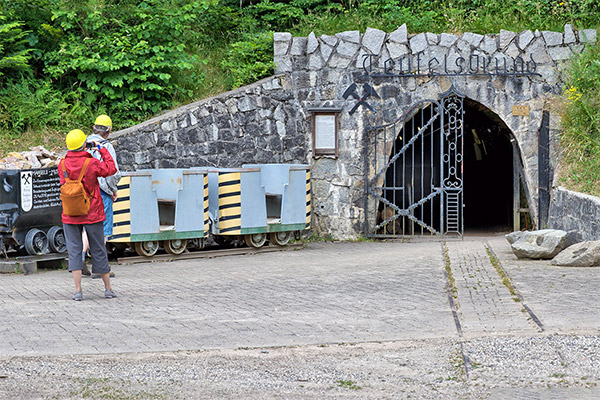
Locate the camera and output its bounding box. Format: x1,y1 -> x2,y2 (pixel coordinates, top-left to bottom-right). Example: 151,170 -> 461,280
85,142 -> 94,149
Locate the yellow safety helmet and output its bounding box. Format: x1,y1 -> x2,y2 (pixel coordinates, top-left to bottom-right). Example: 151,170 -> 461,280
94,114 -> 112,128
66,129 -> 87,150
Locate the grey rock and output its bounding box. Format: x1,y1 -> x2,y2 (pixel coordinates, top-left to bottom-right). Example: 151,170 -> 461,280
320,34 -> 338,47
510,229 -> 568,259
517,30 -> 534,50
376,47 -> 391,69
580,29 -> 597,43
261,78 -> 282,91
525,38 -> 551,64
551,240 -> 600,267
481,36 -> 497,54
499,30 -> 516,49
389,24 -> 408,44
274,40 -> 290,57
273,32 -> 292,42
564,24 -> 576,44
570,44 -> 585,55
362,27 -> 386,54
327,53 -> 352,69
542,31 -> 563,47
307,32 -> 319,54
505,231 -> 525,245
355,50 -> 369,69
410,33 -> 427,54
505,42 -> 520,58
336,40 -> 359,58
462,32 -> 483,47
439,33 -> 458,47
426,32 -> 439,45
548,46 -> 573,61
320,43 -> 334,63
161,119 -> 177,132
335,30 -> 360,43
386,42 -> 410,59
308,53 -> 324,70
290,37 -> 307,56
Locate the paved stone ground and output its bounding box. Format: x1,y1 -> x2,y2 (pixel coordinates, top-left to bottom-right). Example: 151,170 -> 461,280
445,239 -> 539,337
0,235 -> 599,399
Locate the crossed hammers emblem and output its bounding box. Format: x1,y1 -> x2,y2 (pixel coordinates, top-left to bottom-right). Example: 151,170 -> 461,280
342,83 -> 380,115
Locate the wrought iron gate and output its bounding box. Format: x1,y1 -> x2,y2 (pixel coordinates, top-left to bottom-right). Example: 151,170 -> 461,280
364,86 -> 464,237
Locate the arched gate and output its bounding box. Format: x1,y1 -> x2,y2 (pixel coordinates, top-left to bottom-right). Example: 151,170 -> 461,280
364,87 -> 464,237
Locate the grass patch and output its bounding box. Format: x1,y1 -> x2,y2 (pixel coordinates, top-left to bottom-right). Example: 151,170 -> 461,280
443,242 -> 457,299
71,378 -> 164,400
485,246 -> 518,299
301,232 -> 334,243
336,379 -> 361,390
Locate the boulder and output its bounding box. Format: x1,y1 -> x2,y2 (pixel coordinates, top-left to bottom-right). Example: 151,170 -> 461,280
510,229 -> 568,259
505,231 -> 525,245
551,241 -> 600,267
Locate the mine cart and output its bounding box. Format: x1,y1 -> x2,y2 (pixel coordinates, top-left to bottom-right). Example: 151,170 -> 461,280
0,167 -> 65,255
107,169 -> 209,257
208,164 -> 311,248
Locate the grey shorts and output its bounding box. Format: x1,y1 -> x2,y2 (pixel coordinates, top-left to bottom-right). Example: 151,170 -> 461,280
63,222 -> 110,274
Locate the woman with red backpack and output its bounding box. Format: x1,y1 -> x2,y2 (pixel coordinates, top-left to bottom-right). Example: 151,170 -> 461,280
58,129 -> 117,301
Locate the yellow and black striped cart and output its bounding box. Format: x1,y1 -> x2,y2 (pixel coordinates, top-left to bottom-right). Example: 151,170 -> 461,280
108,169 -> 209,256
208,164 -> 311,247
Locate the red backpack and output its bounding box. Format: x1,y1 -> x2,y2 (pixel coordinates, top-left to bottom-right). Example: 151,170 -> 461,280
60,158 -> 91,216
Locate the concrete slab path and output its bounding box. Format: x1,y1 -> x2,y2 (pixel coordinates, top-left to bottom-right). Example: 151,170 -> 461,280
0,235 -> 599,399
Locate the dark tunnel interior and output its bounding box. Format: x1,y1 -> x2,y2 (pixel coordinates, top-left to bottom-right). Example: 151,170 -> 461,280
462,99 -> 514,232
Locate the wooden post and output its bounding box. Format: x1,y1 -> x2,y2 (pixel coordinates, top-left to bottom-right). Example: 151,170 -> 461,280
512,139 -> 520,232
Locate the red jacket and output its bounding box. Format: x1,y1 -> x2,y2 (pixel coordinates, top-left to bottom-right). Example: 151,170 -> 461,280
58,148 -> 117,225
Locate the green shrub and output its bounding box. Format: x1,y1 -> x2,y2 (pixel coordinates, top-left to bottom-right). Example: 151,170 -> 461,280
42,0 -> 206,126
558,40 -> 600,196
221,32 -> 274,89
0,76 -> 87,136
0,12 -> 31,77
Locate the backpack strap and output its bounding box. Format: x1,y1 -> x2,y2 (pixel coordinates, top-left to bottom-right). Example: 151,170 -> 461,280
77,158 -> 91,182
61,158 -> 91,182
60,159 -> 73,181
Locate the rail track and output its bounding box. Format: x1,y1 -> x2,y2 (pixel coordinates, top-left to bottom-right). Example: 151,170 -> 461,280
116,243 -> 305,265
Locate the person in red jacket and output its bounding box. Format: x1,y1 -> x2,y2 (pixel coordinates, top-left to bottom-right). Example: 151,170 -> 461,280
58,129 -> 118,301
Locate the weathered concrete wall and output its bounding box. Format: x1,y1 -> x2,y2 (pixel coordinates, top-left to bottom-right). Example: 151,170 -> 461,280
112,76 -> 308,169
111,24 -> 597,240
548,187 -> 600,241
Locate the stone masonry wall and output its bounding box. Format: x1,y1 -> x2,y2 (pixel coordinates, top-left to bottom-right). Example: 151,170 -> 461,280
548,187 -> 600,241
112,76 -> 308,170
111,24 -> 597,240
274,24 -> 596,238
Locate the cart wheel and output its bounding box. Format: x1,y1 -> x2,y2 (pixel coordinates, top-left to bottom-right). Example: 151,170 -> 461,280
25,228 -> 49,255
269,231 -> 292,246
164,239 -> 187,255
106,242 -> 127,258
134,241 -> 158,257
244,233 -> 267,248
190,238 -> 205,251
47,226 -> 67,253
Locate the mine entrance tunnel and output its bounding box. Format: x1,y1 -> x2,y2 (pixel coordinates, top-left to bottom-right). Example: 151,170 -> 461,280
462,99 -> 515,232
374,97 -> 522,236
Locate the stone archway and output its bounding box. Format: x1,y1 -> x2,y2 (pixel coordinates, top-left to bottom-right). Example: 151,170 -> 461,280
364,85 -> 537,238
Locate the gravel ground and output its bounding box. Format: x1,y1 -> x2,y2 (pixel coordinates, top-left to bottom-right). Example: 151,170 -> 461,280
1,335 -> 599,399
